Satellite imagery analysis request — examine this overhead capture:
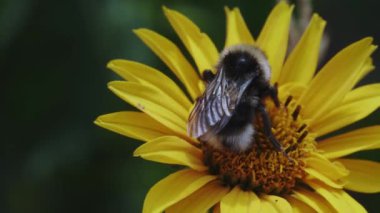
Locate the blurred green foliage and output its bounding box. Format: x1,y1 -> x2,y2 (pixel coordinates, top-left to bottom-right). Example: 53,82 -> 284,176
1,0 -> 379,212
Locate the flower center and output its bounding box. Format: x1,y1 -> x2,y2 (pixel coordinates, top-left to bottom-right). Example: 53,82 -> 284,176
201,95 -> 316,194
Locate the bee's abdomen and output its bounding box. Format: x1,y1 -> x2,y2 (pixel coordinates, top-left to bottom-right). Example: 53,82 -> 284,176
218,102 -> 256,152
221,123 -> 255,152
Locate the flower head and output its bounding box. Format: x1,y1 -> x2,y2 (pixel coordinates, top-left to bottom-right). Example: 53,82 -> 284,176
96,1 -> 380,212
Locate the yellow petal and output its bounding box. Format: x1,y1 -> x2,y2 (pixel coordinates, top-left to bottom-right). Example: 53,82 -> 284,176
311,84 -> 380,137
305,153 -> 349,180
220,186 -> 261,213
134,136 -> 205,171
163,7 -> 219,73
108,81 -> 187,135
143,169 -> 216,213
291,188 -> 334,213
108,59 -> 192,109
278,82 -> 307,101
278,14 -> 326,85
337,159 -> 380,193
343,83 -> 380,103
304,168 -> 345,188
355,57 -> 375,83
307,180 -> 366,213
262,195 -> 292,212
133,29 -> 201,100
260,199 -> 278,213
317,126 -> 380,159
311,99 -> 380,137
256,1 -> 293,83
286,196 -> 316,213
94,111 -> 174,141
224,7 -> 254,47
298,37 -> 375,121
339,190 -> 367,213
167,180 -> 229,213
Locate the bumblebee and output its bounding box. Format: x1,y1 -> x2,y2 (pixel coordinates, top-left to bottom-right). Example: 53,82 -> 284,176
188,44 -> 283,152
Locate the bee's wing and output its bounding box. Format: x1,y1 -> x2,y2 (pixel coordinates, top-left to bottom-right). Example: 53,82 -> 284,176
188,69 -> 244,138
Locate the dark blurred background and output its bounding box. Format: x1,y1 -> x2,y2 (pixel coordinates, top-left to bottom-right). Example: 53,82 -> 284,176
1,0 -> 379,212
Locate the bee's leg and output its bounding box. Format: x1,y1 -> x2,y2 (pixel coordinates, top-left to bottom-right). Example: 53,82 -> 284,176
257,103 -> 283,152
268,83 -> 280,108
202,69 -> 215,83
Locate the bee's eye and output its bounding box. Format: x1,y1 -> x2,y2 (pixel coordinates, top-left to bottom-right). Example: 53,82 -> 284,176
234,54 -> 252,70
223,52 -> 259,78
237,57 -> 248,65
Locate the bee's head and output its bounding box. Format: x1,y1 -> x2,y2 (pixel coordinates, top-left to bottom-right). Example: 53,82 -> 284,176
222,51 -> 259,80
218,45 -> 271,83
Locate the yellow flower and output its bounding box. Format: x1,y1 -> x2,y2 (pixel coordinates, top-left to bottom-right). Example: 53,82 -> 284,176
95,1 -> 380,212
